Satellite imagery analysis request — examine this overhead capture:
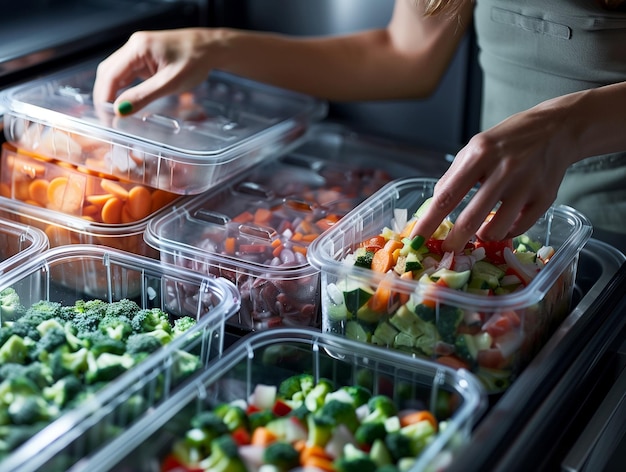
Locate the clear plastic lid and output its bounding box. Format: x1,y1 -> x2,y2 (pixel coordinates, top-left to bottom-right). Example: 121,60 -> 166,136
1,59 -> 327,194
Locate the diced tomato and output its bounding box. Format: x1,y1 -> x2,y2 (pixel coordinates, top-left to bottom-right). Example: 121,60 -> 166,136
425,238 -> 445,255
161,454 -> 202,472
483,313 -> 514,338
436,355 -> 470,370
272,399 -> 293,417
231,426 -> 251,446
477,348 -> 507,369
246,404 -> 262,415
474,237 -> 513,265
361,235 -> 386,252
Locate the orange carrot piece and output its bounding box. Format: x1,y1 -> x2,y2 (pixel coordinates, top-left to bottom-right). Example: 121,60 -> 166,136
47,176 -> 83,213
301,455 -> 335,471
253,207 -> 272,224
28,178 -> 49,206
398,270 -> 414,305
292,245 -> 307,257
127,185 -> 152,220
368,278 -> 395,313
150,189 -> 177,212
86,193 -> 115,207
0,183 -> 11,198
101,196 -> 124,224
400,219 -> 417,238
232,211 -> 254,224
100,179 -> 129,200
224,237 -> 237,255
370,249 -> 395,273
399,410 -> 438,430
300,444 -> 332,463
250,426 -> 278,446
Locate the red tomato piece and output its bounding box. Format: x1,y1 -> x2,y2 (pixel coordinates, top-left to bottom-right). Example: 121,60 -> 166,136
231,426 -> 251,446
272,399 -> 293,417
477,348 -> 507,370
474,237 -> 514,265
161,454 -> 202,472
484,314 -> 513,338
425,238 -> 445,255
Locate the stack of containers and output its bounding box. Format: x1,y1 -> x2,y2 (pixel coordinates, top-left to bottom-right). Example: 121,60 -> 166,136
0,59 -> 327,261
0,245 -> 240,472
144,123 -> 450,331
307,177 -> 593,393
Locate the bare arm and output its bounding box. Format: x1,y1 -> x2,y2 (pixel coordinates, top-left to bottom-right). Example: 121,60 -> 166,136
93,0 -> 473,113
409,81 -> 626,252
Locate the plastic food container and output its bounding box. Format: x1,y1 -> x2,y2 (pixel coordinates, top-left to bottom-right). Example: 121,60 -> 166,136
1,59 -> 326,194
0,244 -> 240,472
0,143 -> 179,224
0,214 -> 48,276
70,328 -> 487,472
307,177 -> 593,393
145,124 -> 450,331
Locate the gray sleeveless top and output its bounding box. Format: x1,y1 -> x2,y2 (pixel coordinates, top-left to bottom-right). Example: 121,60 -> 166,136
474,0 -> 626,233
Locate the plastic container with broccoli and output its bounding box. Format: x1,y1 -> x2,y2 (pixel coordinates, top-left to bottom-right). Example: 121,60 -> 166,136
65,328 -> 486,472
307,177 -> 593,393
0,245 -> 240,472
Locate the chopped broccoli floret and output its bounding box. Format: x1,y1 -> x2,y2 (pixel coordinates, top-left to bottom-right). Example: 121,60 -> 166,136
31,327 -> 67,362
104,299 -> 141,319
334,456 -> 378,472
306,413 -> 335,447
197,435 -> 246,472
277,373 -> 315,405
0,288 -> 25,319
354,421 -> 388,446
304,378 -> 335,412
80,331 -> 127,357
5,321 -> 40,342
8,396 -> 55,426
131,308 -> 171,334
143,328 -> 173,345
49,347 -> 89,380
171,350 -> 202,381
338,385 -> 372,407
42,375 -> 83,408
384,431 -> 412,462
263,441 -> 300,471
0,335 -> 29,364
19,301 -> 62,327
213,403 -> 249,432
172,316 -> 197,338
125,333 -> 162,355
98,314 -> 133,341
363,395 -> 398,424
317,399 -> 359,433
0,362 -> 52,389
84,352 -> 135,384
248,409 -> 276,430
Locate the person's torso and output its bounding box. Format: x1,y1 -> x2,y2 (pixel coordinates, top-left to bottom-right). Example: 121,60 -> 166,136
474,0 -> 626,129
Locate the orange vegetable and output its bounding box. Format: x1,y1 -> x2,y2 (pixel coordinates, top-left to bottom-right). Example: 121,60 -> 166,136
224,237 -> 237,255
101,196 -> 124,224
368,277 -> 395,313
399,410 -> 438,430
127,185 -> 152,220
232,211 -> 254,223
400,219 -> 417,238
301,455 -> 335,471
86,193 -> 115,207
47,176 -> 83,213
370,249 -> 395,274
100,179 -> 129,200
250,426 -> 278,446
300,444 -> 333,463
253,207 -> 272,224
28,178 -> 49,206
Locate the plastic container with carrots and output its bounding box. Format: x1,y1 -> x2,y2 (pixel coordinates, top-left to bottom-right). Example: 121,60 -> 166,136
0,214 -> 48,276
66,328 -> 487,472
0,145 -> 186,294
307,177 -> 593,393
0,59 -> 326,195
144,124 -> 449,331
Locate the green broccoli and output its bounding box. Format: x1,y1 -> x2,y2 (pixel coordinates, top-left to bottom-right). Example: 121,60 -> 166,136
0,377 -> 57,425
317,399 -> 360,433
0,288 -> 25,319
213,403 -> 249,432
0,362 -> 53,389
249,409 -> 276,430
384,431 -> 412,462
5,321 -> 40,342
334,456 -> 378,472
31,327 -> 67,362
306,413 -> 335,447
354,421 -> 388,446
18,300 -> 62,327
263,441 -> 300,471
435,305 -> 464,344
143,328 -> 173,345
172,316 -> 197,338
49,346 -> 89,380
98,314 -> 133,341
171,350 -> 202,382
401,419 -> 436,456
131,308 -> 171,334
69,312 -> 104,337
277,373 -> 315,406
42,375 -> 83,408
0,334 -> 29,364
363,395 -> 398,424
104,299 -> 141,319
80,331 -> 127,357
84,352 -> 135,384
125,333 -> 163,355
304,378 -> 335,412
333,385 -> 372,407
197,434 -> 246,472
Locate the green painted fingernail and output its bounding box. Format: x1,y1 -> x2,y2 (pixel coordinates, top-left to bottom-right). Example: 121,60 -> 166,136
117,100 -> 133,115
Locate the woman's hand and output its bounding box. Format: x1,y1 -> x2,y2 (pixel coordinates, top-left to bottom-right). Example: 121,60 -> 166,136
410,100 -> 578,252
93,28 -> 221,115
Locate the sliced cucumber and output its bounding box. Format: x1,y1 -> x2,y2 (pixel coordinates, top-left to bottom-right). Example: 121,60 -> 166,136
335,279 -> 375,314
470,260 -> 505,290
345,320 -> 370,342
430,268 -> 470,290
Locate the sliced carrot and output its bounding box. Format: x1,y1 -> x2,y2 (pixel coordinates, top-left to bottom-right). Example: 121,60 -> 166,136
301,455 -> 335,471
120,204 -> 135,224
24,199 -> 45,208
371,249 -> 395,273
293,439 -> 307,453
250,426 -> 278,446
383,238 -> 404,253
47,176 -> 83,213
253,207 -> 272,224
292,245 -> 307,257
127,185 -> 152,220
292,232 -> 304,242
300,444 -> 332,463
101,196 -> 124,224
14,180 -> 31,201
150,189 -> 177,212
400,219 -> 417,238
368,277 -> 395,313
302,233 -> 319,243
28,179 -> 49,206
399,410 -> 438,430
224,237 -> 237,255
398,270 -> 413,305
14,156 -> 46,179
232,211 -> 254,224
100,179 -> 129,200
86,193 -> 115,207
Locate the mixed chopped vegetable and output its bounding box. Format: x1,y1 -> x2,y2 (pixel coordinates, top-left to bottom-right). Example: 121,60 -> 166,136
0,288 -> 200,458
323,200 -> 565,392
162,374 -> 444,472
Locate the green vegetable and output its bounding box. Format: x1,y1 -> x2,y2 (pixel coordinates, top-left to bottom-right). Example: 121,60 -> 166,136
263,441 -> 300,471
317,399 -> 359,433
213,403 -> 249,432
197,435 -> 246,472
363,395 -> 397,424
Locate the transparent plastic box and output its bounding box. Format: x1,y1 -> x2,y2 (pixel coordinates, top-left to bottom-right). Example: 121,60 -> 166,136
0,214 -> 48,276
0,143 -> 179,224
307,177 -> 593,393
145,124 -> 450,331
71,328 -> 487,472
0,244 -> 240,472
1,60 -> 327,194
